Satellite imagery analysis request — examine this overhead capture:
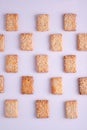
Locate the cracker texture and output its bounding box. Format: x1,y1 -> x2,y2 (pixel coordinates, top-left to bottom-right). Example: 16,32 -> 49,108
65,100 -> 78,119
22,76 -> 34,94
36,55 -> 48,73
20,33 -> 33,51
64,14 -> 76,31
50,34 -> 62,51
37,14 -> 49,31
5,100 -> 18,118
36,100 -> 49,118
6,55 -> 18,73
0,34 -> 5,51
0,76 -> 4,93
64,55 -> 76,73
6,14 -> 18,31
51,77 -> 63,94
78,77 -> 87,95
77,34 -> 87,51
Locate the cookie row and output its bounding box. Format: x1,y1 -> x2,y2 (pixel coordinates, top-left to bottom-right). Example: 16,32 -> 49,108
4,99 -> 78,119
5,13 -> 77,31
3,55 -> 77,73
0,76 -> 87,95
0,33 -> 87,51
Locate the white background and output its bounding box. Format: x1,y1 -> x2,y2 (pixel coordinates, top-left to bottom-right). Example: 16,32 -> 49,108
0,0 -> 87,129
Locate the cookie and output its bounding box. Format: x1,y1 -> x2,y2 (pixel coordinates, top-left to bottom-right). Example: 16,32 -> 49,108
36,55 -> 48,73
78,77 -> 87,95
20,33 -> 33,51
0,34 -> 5,51
36,100 -> 49,118
50,34 -> 63,51
22,76 -> 34,94
5,100 -> 18,118
37,14 -> 49,31
6,14 -> 18,31
6,55 -> 18,73
64,14 -> 76,31
64,55 -> 76,73
65,100 -> 78,119
77,34 -> 87,51
51,77 -> 63,94
0,76 -> 4,93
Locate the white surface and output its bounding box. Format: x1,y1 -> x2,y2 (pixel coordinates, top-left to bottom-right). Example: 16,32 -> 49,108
0,0 -> 87,129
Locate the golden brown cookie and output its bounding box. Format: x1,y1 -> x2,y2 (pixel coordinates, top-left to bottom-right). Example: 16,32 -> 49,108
6,14 -> 18,31
6,55 -> 18,73
51,77 -> 63,94
20,33 -> 33,51
64,14 -> 76,31
22,76 -> 34,94
36,55 -> 48,73
50,34 -> 63,51
65,100 -> 78,119
5,100 -> 18,118
0,34 -> 5,51
37,14 -> 49,31
64,55 -> 76,73
77,34 -> 87,51
78,77 -> 87,95
0,76 -> 4,93
36,100 -> 49,118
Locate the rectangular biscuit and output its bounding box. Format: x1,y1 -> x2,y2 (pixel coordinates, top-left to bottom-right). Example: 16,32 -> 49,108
20,33 -> 33,51
64,14 -> 76,31
51,77 -> 63,94
64,55 -> 76,73
78,77 -> 87,95
50,34 -> 63,51
77,34 -> 87,51
36,100 -> 49,118
6,14 -> 18,31
0,76 -> 4,93
37,14 -> 49,32
5,100 -> 18,118
6,55 -> 18,73
36,55 -> 48,73
65,100 -> 78,119
22,76 -> 34,94
0,34 -> 5,51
